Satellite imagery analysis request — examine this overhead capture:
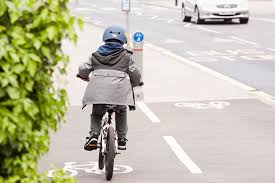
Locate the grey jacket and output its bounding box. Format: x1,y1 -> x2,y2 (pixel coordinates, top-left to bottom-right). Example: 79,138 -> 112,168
78,49 -> 141,108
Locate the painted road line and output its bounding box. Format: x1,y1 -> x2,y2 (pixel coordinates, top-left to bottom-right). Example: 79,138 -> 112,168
145,42 -> 275,106
151,15 -> 158,19
230,36 -> 259,46
267,48 -> 275,52
184,23 -> 192,28
167,19 -> 175,23
196,26 -> 221,34
137,102 -> 160,123
252,17 -> 275,24
163,136 -> 203,174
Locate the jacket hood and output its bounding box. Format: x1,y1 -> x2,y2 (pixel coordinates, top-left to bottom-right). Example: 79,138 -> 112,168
93,43 -> 126,65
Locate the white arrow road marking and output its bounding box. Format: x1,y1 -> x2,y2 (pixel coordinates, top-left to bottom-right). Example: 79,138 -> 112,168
163,136 -> 203,174
137,102 -> 160,123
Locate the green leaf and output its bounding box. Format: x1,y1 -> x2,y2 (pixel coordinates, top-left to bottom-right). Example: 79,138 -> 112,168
9,75 -> 18,87
29,53 -> 41,62
33,40 -> 41,50
0,0 -> 7,16
77,18 -> 84,30
13,64 -> 25,74
27,61 -> 37,76
0,25 -> 6,32
25,80 -> 34,91
9,52 -> 20,63
0,87 -> 5,98
7,87 -> 20,99
47,26 -> 57,41
23,99 -> 39,118
41,46 -> 51,59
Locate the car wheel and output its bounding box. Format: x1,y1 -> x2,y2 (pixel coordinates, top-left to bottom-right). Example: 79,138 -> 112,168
194,7 -> 204,24
182,3 -> 191,22
240,18 -> 249,24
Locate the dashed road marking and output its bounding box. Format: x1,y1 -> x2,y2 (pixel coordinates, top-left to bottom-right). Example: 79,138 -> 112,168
183,23 -> 192,27
163,136 -> 203,174
252,17 -> 275,23
137,102 -> 160,123
196,26 -> 221,34
167,19 -> 175,23
230,36 -> 259,46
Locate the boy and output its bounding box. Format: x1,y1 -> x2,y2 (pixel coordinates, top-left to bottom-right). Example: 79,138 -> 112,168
78,25 -> 142,151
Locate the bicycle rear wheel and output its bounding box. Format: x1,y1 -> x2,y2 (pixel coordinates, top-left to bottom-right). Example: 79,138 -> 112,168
105,126 -> 115,181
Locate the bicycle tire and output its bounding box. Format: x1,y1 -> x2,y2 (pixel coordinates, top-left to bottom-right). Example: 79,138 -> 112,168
98,145 -> 104,170
105,126 -> 115,181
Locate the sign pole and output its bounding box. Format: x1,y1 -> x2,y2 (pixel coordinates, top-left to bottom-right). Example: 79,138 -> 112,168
133,32 -> 144,101
126,11 -> 130,49
122,0 -> 131,49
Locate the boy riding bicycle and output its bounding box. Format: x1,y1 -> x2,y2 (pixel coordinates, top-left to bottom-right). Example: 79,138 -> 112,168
78,25 -> 142,151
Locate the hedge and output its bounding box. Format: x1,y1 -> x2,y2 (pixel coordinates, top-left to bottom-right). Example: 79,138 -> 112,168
0,0 -> 82,182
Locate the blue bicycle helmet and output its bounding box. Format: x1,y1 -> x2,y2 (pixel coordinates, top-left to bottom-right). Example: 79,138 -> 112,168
103,25 -> 127,44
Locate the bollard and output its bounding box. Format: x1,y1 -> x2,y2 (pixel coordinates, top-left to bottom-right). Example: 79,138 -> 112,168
132,32 -> 144,101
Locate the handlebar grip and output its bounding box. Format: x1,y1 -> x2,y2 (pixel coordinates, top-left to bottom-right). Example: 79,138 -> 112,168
138,82 -> 144,86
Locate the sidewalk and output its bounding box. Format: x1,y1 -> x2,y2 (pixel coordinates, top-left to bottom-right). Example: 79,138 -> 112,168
62,23 -> 254,106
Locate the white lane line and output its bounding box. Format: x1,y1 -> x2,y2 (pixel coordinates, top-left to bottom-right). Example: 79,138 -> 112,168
151,15 -> 158,19
137,102 -> 160,123
267,48 -> 275,52
163,136 -> 203,174
230,36 -> 259,46
184,23 -> 192,27
167,19 -> 175,23
196,26 -> 221,34
252,17 -> 275,23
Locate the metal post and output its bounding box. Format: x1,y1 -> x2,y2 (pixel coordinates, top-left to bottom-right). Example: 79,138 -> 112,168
126,11 -> 131,49
175,0 -> 178,6
133,32 -> 144,100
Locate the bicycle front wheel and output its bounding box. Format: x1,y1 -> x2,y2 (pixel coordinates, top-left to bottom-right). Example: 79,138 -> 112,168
105,126 -> 115,181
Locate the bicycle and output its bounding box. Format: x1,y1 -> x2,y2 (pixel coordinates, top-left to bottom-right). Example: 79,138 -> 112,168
77,74 -> 143,181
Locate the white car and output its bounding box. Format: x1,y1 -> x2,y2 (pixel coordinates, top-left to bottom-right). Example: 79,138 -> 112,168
181,0 -> 249,24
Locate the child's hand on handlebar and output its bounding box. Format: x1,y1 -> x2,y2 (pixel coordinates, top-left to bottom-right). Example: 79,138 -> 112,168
76,74 -> 90,82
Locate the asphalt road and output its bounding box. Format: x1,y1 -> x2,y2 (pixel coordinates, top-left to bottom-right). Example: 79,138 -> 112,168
71,0 -> 275,96
39,1 -> 275,182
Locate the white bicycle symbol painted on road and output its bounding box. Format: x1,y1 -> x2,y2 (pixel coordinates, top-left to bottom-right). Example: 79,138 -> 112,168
175,101 -> 230,109
48,162 -> 133,178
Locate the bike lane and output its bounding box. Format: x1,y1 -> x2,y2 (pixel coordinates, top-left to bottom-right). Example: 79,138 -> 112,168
145,99 -> 275,183
39,23 -> 275,182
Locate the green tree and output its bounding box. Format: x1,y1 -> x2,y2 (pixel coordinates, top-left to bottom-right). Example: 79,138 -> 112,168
0,0 -> 82,182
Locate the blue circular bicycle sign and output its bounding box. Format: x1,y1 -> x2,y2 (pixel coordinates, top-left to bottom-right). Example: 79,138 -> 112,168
133,32 -> 144,43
